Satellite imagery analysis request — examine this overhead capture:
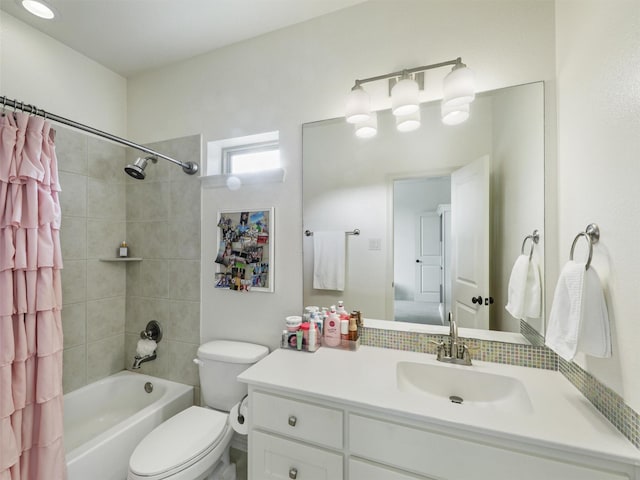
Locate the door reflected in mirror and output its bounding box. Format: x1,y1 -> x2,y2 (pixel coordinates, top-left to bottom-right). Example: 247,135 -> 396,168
302,82 -> 545,341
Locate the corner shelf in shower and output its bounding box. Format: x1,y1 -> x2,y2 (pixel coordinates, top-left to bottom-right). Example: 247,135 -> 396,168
99,257 -> 143,262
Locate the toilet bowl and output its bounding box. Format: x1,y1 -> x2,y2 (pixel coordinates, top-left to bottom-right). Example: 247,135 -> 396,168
127,341 -> 269,480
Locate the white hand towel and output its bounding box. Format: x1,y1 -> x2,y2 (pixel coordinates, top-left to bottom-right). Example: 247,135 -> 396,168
577,266 -> 611,358
545,261 -> 611,361
505,255 -> 541,320
313,231 -> 346,291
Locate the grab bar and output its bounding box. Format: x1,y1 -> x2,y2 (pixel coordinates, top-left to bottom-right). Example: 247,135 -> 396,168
521,229 -> 540,260
570,223 -> 600,270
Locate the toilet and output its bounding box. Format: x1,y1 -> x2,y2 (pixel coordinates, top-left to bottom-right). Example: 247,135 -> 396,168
127,340 -> 269,480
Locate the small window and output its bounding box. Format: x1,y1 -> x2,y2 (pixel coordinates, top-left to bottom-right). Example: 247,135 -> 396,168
222,142 -> 280,175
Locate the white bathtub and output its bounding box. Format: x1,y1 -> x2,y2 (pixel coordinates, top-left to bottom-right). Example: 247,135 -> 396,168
64,371 -> 193,480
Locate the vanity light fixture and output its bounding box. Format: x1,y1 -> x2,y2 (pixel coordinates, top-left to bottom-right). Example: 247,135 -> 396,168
18,0 -> 56,19
346,57 -> 475,135
355,111 -> 378,138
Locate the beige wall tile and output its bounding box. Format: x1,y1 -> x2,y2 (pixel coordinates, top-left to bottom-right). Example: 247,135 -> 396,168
127,221 -> 168,259
87,334 -> 125,383
88,137 -> 126,182
60,216 -> 87,260
125,296 -> 170,335
58,172 -> 87,217
62,302 -> 86,349
126,181 -> 169,222
87,220 -> 126,259
126,260 -> 169,298
61,260 -> 87,304
167,300 -> 200,343
55,127 -> 88,175
168,260 -> 200,301
63,345 -> 87,393
87,296 -> 126,342
87,260 -> 126,300
88,179 -> 125,220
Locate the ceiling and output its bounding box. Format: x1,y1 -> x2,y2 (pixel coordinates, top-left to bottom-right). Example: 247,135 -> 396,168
0,0 -> 366,77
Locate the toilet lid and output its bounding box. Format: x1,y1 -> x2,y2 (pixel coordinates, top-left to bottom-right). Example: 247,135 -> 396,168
129,406 -> 228,477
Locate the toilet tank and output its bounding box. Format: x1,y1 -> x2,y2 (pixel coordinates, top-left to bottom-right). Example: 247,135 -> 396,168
196,340 -> 269,411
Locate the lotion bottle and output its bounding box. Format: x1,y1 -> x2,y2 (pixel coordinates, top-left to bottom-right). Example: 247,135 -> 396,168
324,306 -> 341,347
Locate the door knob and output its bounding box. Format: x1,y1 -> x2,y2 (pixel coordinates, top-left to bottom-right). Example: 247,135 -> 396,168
485,297 -> 494,305
416,259 -> 422,263
471,295 -> 483,304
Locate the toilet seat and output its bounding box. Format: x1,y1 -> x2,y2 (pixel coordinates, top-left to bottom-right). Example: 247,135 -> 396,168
128,406 -> 229,480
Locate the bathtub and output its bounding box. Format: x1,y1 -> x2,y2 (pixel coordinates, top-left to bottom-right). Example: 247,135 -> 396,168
64,371 -> 193,480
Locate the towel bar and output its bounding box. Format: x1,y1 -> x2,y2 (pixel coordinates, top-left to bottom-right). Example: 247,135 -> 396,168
520,229 -> 540,260
305,229 -> 360,237
570,223 -> 600,270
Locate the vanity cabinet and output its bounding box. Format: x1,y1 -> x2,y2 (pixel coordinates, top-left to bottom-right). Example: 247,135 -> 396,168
248,388 -> 636,480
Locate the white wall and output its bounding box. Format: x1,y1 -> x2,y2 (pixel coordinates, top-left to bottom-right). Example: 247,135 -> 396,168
556,0 -> 640,411
126,0 -> 555,349
0,13 -> 127,136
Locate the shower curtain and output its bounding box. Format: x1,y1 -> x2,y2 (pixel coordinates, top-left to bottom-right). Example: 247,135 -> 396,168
0,112 -> 66,479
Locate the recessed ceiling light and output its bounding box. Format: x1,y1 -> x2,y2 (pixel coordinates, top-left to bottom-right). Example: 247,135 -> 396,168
19,0 -> 56,19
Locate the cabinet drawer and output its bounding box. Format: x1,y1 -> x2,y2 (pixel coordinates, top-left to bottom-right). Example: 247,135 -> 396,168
250,430 -> 343,480
349,458 -> 435,480
252,391 -> 343,449
349,414 -> 629,480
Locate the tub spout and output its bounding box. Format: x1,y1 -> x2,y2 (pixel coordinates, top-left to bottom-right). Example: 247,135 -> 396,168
132,353 -> 156,369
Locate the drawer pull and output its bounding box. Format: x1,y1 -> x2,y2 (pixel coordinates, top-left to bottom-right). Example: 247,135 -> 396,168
288,415 -> 297,427
289,467 -> 298,479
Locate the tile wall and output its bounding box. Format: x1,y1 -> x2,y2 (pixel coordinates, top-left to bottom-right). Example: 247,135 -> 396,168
57,126 -> 127,392
123,135 -> 202,401
57,128 -> 202,398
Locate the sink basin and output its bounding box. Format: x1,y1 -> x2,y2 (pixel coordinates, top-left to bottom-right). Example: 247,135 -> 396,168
396,361 -> 533,414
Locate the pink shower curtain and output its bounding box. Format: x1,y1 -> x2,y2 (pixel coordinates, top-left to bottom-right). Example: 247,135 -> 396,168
0,111 -> 66,479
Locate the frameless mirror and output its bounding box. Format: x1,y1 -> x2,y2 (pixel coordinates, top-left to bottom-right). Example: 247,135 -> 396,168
302,82 -> 545,341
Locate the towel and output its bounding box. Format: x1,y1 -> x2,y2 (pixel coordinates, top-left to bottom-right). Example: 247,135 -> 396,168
312,231 -> 345,291
545,261 -> 610,361
505,254 -> 541,320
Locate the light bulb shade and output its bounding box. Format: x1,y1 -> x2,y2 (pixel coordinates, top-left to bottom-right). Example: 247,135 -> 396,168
355,112 -> 378,138
345,87 -> 371,124
391,78 -> 420,116
441,101 -> 470,125
442,65 -> 475,107
396,110 -> 421,132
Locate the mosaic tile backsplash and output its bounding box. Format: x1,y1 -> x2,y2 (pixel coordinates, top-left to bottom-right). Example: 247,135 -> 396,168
359,322 -> 640,450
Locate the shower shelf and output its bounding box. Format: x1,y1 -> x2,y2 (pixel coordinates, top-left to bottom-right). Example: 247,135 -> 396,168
99,257 -> 143,262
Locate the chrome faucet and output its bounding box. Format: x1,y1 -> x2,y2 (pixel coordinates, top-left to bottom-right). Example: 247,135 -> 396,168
132,353 -> 157,369
430,313 -> 473,366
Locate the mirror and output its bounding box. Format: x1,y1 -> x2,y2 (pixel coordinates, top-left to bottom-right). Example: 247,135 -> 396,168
302,82 -> 545,340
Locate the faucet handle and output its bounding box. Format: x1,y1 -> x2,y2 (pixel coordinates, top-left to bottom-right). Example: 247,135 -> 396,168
427,339 -> 446,360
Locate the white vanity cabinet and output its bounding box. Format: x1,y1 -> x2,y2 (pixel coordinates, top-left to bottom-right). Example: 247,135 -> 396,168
248,387 -> 637,480
241,348 -> 640,480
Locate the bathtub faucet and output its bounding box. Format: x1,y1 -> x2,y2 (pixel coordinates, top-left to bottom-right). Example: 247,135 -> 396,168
132,353 -> 156,369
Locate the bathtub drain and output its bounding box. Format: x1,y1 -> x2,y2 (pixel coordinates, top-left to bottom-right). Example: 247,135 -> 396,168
144,382 -> 153,394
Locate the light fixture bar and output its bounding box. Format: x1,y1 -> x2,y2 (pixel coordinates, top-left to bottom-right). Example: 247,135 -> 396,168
352,57 -> 462,88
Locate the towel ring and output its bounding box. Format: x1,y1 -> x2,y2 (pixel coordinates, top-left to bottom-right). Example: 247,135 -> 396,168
520,229 -> 540,260
569,223 -> 600,270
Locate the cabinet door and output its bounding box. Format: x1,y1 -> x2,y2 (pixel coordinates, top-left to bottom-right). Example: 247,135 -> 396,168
350,458 -> 436,480
251,431 -> 343,480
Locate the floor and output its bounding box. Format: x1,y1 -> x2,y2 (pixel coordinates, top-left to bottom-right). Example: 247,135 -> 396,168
394,300 -> 444,325
230,447 -> 247,480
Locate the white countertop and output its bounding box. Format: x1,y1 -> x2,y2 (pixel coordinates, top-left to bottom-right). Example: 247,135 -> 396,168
238,345 -> 640,466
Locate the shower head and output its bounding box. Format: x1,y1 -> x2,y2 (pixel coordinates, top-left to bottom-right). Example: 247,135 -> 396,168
125,156 -> 157,180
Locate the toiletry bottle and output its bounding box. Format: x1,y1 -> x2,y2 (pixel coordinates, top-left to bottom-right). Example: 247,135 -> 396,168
296,329 -> 303,350
324,306 -> 341,347
308,322 -> 317,352
340,316 -> 349,342
281,330 -> 288,348
119,241 -> 128,257
337,301 -> 348,318
348,315 -> 358,341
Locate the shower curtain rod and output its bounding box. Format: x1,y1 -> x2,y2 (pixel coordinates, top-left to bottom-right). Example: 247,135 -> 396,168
0,95 -> 199,175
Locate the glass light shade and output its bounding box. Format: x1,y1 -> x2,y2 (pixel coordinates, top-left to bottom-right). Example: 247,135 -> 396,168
441,101 -> 470,125
345,87 -> 371,124
21,0 -> 55,18
391,78 -> 420,116
442,65 -> 475,107
396,110 -> 421,132
355,112 -> 378,138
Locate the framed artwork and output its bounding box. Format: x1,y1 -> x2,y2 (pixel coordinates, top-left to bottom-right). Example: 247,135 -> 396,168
214,207 -> 274,292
